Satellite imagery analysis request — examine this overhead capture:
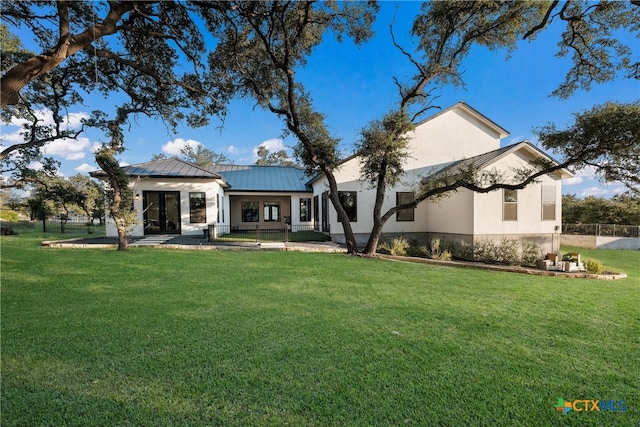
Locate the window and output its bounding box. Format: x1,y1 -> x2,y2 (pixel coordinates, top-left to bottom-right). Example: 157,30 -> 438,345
314,195 -> 320,230
503,189 -> 517,221
321,192 -> 329,231
216,194 -> 220,223
241,201 -> 259,222
189,192 -> 206,223
338,191 -> 357,222
264,202 -> 281,222
542,185 -> 556,221
300,198 -> 311,222
396,192 -> 415,221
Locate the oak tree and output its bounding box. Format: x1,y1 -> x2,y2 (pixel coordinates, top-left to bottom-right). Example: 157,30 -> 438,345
199,1 -> 378,254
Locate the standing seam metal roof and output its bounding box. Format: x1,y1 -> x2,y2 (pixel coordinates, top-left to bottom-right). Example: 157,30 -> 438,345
206,164 -> 311,192
90,158 -> 223,179
427,141 -> 568,179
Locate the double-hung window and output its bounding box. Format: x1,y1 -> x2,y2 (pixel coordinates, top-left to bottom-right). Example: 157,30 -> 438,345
503,189 -> 517,221
542,186 -> 556,220
396,192 -> 415,221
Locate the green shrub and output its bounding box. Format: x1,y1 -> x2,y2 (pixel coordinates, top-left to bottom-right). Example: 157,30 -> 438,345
472,238 -> 525,265
422,238 -> 453,261
377,237 -> 409,256
0,210 -> 19,222
495,237 -> 521,265
473,239 -> 498,262
405,239 -> 423,257
584,258 -> 604,274
435,249 -> 452,261
443,240 -> 474,261
521,241 -> 541,266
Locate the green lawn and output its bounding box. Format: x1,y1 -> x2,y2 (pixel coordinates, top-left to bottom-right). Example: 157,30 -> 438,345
1,233 -> 639,426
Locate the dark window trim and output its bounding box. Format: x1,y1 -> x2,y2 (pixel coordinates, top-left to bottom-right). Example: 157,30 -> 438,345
338,191 -> 357,222
241,201 -> 259,222
189,192 -> 206,224
300,198 -> 311,222
264,201 -> 281,222
396,192 -> 415,222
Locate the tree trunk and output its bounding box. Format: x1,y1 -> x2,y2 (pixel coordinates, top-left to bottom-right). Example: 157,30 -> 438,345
323,170 -> 359,254
363,219 -> 384,255
362,161 -> 389,255
95,151 -> 129,251
115,218 -> 129,251
109,180 -> 129,251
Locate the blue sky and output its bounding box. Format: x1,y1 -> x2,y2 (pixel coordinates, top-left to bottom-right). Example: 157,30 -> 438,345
2,2 -> 638,198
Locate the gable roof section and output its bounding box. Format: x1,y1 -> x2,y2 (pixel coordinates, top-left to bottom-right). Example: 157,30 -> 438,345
207,164 -> 311,192
415,101 -> 510,139
431,141 -> 573,179
90,159 -> 312,192
90,158 -> 223,180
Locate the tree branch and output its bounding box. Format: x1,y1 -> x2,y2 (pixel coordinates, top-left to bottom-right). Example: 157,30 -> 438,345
522,0 -> 560,39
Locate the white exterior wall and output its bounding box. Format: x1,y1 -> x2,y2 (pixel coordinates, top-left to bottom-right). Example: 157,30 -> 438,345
406,108 -> 502,169
105,178 -> 223,237
472,153 -> 563,236
288,192 -> 314,227
425,190 -> 474,235
309,105 -> 508,240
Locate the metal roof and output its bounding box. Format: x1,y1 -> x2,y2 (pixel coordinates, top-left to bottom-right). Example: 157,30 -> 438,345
90,158 -> 223,179
90,159 -> 312,192
428,141 -> 573,179
206,164 -> 312,192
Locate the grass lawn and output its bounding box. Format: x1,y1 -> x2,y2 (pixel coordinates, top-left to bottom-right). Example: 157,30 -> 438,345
1,233 -> 639,426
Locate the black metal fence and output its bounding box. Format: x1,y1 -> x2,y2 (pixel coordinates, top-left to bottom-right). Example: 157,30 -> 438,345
563,223 -> 640,238
209,224 -> 331,243
0,220 -> 105,235
43,219 -> 105,234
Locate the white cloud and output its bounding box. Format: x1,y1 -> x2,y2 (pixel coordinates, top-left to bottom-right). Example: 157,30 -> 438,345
1,109 -> 94,163
162,138 -> 201,155
75,163 -> 97,173
612,186 -> 628,195
564,165 -> 598,186
3,109 -> 89,130
28,161 -> 44,171
252,138 -> 287,161
227,144 -> 241,154
578,186 -> 607,197
563,176 -> 583,185
577,184 -> 627,198
42,136 -> 91,160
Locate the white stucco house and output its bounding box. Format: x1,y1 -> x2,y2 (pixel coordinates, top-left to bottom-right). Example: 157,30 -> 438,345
91,102 -> 573,253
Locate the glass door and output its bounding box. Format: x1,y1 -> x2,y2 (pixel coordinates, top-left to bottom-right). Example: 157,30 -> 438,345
143,191 -> 181,234
321,191 -> 329,232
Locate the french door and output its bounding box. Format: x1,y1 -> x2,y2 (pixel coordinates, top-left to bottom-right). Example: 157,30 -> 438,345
321,191 -> 329,232
143,191 -> 181,234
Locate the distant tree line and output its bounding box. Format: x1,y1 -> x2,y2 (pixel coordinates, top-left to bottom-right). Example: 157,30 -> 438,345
563,193 -> 640,225
1,174 -> 104,222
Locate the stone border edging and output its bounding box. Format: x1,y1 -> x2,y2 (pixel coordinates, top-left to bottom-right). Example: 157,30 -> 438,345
41,239 -> 346,253
375,254 -> 627,280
